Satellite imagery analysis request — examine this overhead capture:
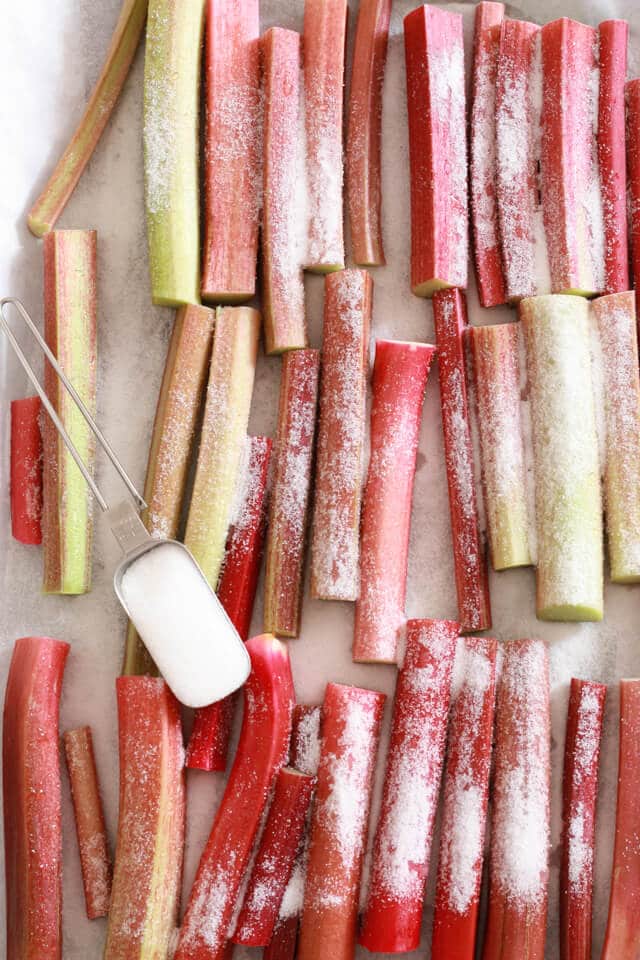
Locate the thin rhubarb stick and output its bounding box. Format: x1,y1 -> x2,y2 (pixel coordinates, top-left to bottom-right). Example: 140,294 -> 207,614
540,19 -> 604,297
346,0 -> 391,267
601,679 -> 640,959
10,396 -> 42,545
310,270 -> 371,601
626,80 -> 640,309
482,638 -> 550,960
470,2 -> 506,307
175,636 -> 295,960
559,679 -> 606,960
264,350 -> 320,638
202,0 -> 261,303
262,28 -> 307,355
599,21 -> 629,295
358,620 -> 458,953
404,5 -> 468,296
298,683 -> 385,960
104,678 -> 185,959
353,339 -> 434,663
27,0 -> 147,237
431,637 -> 498,960
303,0 -> 348,273
63,726 -> 112,920
43,229 -> 97,596
470,323 -> 532,571
433,289 -> 491,632
3,637 -> 69,960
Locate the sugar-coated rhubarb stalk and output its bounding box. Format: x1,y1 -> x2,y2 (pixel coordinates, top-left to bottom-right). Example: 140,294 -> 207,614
264,350 -> 320,638
310,270 -> 371,601
560,679 -> 606,960
482,638 -> 550,960
601,679 -> 640,960
303,0 -> 348,273
123,303 -> 214,677
104,678 -> 185,959
431,637 -> 498,960
359,620 -> 458,953
63,726 -> 112,920
470,323 -> 532,571
42,229 -> 97,595
27,0 -> 147,237
3,637 -> 69,960
470,2 -> 506,307
10,396 -> 42,545
298,683 -> 385,960
346,0 -> 391,266
626,80 -> 640,311
433,289 -> 491,632
598,21 -> 629,295
185,306 -> 260,591
202,0 -> 261,303
143,0 -> 205,306
175,636 -> 295,960
404,5 -> 468,296
186,435 -> 272,772
592,291 -> 640,582
262,28 -> 307,355
540,19 -> 604,297
520,295 -> 603,620
354,339 -> 434,663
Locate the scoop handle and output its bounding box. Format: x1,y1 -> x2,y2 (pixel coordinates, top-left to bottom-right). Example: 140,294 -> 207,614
107,500 -> 152,555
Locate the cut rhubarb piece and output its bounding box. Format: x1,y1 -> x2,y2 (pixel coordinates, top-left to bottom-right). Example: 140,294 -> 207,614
520,294 -> 603,620
262,27 -> 307,355
431,637 -> 498,960
264,917 -> 298,960
592,291 -> 640,582
358,620 -> 458,953
290,704 -> 322,775
63,726 -> 112,920
470,2 -> 506,307
298,683 -> 385,960
601,679 -> 640,960
10,396 -> 42,545
404,5 -> 468,296
104,677 -> 185,959
626,80 -> 640,310
27,0 -> 147,237
185,306 -> 260,590
303,0 -> 348,273
433,289 -> 491,632
3,637 -> 69,960
598,21 -> 629,295
42,229 -> 97,595
560,678 -> 606,960
482,638 -> 550,960
346,0 -> 391,266
143,0 -> 205,306
540,19 -> 604,297
201,0 -> 261,303
310,270 -> 371,601
264,350 -> 320,638
470,323 -> 532,571
175,635 -> 295,960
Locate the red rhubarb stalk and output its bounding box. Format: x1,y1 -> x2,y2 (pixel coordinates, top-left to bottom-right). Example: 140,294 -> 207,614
264,918 -> 298,960
10,396 -> 42,545
3,636 -> 70,960
358,620 -> 458,953
626,80 -> 640,311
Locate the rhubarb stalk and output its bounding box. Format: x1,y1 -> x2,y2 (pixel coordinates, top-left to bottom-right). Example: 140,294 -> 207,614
627,80 -> 640,310
10,396 -> 42,545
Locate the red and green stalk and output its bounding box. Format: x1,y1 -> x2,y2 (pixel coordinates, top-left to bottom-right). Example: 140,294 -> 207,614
10,396 -> 42,545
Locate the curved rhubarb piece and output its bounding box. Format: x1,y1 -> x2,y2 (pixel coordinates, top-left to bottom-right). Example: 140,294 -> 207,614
431,637 -> 498,960
353,339 -> 434,663
175,635 -> 295,960
3,636 -> 70,960
358,620 -> 458,953
27,0 -> 147,237
346,0 -> 391,266
482,638 -> 550,960
560,679 -> 606,960
10,396 -> 42,545
628,80 -> 640,311
470,2 -> 506,307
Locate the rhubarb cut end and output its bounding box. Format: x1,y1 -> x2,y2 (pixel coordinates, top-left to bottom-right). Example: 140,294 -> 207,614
152,292 -> 201,309
266,339 -> 309,357
202,290 -> 255,306
303,261 -> 346,276
538,603 -> 603,623
27,214 -> 50,239
412,277 -> 455,299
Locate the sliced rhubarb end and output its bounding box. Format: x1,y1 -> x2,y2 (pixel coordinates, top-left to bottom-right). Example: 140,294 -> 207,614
10,396 -> 43,545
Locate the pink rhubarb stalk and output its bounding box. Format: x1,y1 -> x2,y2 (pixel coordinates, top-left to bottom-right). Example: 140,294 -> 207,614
10,396 -> 43,545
